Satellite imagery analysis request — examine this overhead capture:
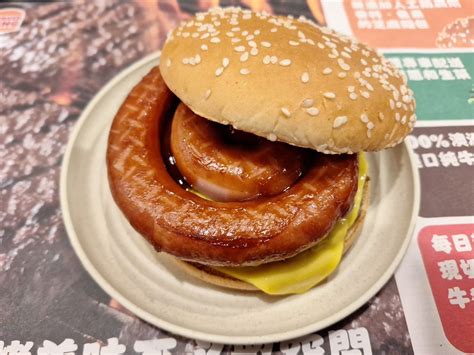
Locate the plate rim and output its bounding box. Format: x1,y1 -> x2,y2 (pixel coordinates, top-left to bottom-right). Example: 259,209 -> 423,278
60,51 -> 421,345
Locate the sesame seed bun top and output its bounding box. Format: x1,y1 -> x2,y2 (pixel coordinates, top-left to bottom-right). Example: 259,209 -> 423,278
160,7 -> 416,154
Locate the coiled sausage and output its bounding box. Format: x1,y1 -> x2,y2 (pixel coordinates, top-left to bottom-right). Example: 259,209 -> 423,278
107,67 -> 358,266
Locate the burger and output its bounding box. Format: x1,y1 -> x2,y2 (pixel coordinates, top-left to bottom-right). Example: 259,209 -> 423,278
107,7 -> 416,295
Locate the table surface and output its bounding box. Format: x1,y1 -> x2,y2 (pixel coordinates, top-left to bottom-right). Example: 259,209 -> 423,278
0,1 -> 472,354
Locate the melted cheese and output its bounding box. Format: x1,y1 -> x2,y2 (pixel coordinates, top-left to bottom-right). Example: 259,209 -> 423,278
214,153 -> 368,295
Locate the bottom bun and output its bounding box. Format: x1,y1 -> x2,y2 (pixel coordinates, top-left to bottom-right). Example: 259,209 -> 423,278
175,178 -> 370,292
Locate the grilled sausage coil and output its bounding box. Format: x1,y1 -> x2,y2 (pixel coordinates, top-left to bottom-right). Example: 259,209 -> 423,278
107,67 -> 358,266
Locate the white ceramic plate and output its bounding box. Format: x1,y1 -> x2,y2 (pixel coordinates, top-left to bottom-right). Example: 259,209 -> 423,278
60,52 -> 420,344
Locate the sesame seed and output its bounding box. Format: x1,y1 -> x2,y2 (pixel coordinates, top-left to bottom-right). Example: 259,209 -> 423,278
242,31 -> 248,36
324,92 -> 336,99
246,35 -> 254,41
210,37 -> 220,43
261,41 -> 271,48
333,116 -> 348,128
298,30 -> 306,39
201,44 -> 208,51
401,115 -> 407,124
302,98 -> 314,107
240,52 -> 249,62
248,40 -> 257,48
348,86 -> 355,92
166,59 -> 171,67
289,40 -> 299,46
396,101 -> 402,108
222,57 -> 229,68
250,47 -> 258,56
226,32 -> 234,37
231,38 -> 241,43
323,68 -> 332,75
182,58 -> 189,65
215,67 -> 224,76
281,107 -> 291,117
232,27 -> 240,32
366,83 -> 374,91
307,39 -> 315,45
205,89 -> 211,99
360,114 -> 369,123
307,107 -> 320,116
379,112 -> 385,121
317,42 -> 325,49
338,72 -> 347,78
240,68 -> 250,75
279,59 -> 292,66
361,91 -> 370,99
182,32 -> 190,38
394,89 -> 401,99
395,112 -> 400,121
200,33 -> 210,39
263,55 -> 271,64
361,58 -> 368,65
192,33 -> 199,38
194,54 -> 201,64
367,121 -> 375,130
337,58 -> 351,71
271,27 -> 277,32
301,72 -> 310,83
234,46 -> 245,52
349,93 -> 358,100
328,54 -> 337,59
390,100 -> 395,110
367,130 -> 372,138
341,51 -> 351,59
254,30 -> 261,35
267,133 -> 277,141
270,56 -> 278,64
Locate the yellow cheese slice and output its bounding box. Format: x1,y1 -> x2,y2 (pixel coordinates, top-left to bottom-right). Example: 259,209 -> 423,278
214,153 -> 368,295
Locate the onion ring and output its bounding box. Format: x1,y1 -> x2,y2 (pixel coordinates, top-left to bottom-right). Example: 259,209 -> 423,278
107,67 -> 358,266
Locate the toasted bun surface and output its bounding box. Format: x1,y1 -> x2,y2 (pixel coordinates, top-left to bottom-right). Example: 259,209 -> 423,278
175,178 -> 370,291
160,7 -> 416,154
